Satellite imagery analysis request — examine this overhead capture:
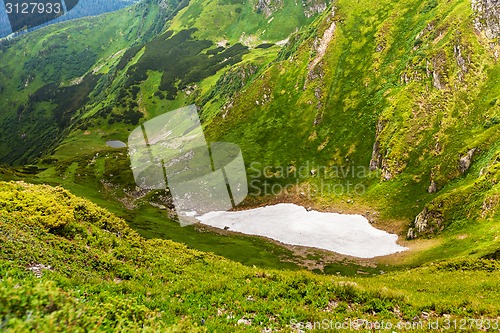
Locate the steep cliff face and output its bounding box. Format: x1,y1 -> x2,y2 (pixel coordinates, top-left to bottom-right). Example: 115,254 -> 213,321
472,0 -> 500,39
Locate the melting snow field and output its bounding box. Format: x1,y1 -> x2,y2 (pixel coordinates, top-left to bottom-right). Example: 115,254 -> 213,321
106,140 -> 127,148
196,203 -> 408,258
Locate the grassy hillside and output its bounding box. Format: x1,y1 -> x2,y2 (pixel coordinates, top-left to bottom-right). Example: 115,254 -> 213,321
203,0 -> 500,258
0,0 -> 498,312
0,0 -> 187,164
20,0 -> 497,265
0,0 -> 331,165
1,181 -> 500,332
0,0 -> 363,270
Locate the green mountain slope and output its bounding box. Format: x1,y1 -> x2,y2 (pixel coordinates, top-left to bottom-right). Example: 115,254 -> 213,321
203,0 -> 500,259
0,1 -> 500,328
0,0 -> 331,165
0,0 -> 187,164
2,181 -> 500,332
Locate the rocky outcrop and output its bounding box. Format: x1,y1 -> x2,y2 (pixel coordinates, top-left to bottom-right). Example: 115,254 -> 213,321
428,180 -> 437,194
407,207 -> 444,239
369,141 -> 382,171
430,51 -> 448,90
454,44 -> 470,81
306,9 -> 336,79
255,0 -> 329,18
481,194 -> 499,218
454,44 -> 468,73
432,71 -> 444,90
368,119 -> 405,180
472,0 -> 500,39
369,119 -> 386,171
302,0 -> 329,18
459,148 -> 477,173
381,162 -> 393,180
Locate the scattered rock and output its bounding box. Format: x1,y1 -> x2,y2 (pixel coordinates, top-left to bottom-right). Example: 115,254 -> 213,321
237,318 -> 252,326
303,0 -> 328,18
27,263 -> 52,278
432,71 -> 444,90
322,300 -> 338,312
369,141 -> 382,171
481,195 -> 499,218
150,202 -> 167,210
472,0 -> 500,39
428,180 -> 437,194
459,148 -> 477,173
407,207 -> 443,239
338,281 -> 358,287
381,166 -> 393,180
254,0 -> 283,18
454,44 -> 469,77
370,119 -> 387,171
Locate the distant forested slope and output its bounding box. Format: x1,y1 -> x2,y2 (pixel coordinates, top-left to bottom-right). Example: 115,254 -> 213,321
0,0 -> 139,38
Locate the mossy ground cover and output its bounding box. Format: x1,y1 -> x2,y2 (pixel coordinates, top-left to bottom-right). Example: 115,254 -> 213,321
8,151 -> 303,272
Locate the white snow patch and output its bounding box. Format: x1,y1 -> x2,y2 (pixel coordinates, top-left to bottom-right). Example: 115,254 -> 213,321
276,38 -> 289,46
184,211 -> 198,217
196,203 -> 407,258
